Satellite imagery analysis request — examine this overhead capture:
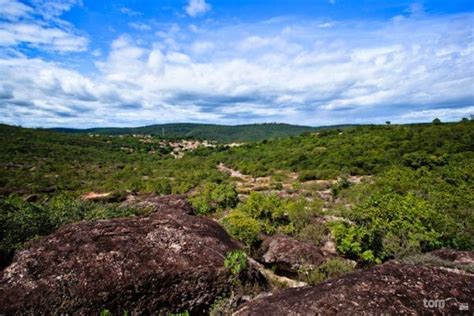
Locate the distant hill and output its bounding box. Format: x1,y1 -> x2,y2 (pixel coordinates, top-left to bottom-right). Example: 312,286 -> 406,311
50,123 -> 355,143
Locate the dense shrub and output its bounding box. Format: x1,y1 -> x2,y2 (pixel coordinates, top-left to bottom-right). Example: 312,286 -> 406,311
237,192 -> 290,234
330,193 -> 441,263
233,192 -> 322,236
0,196 -> 56,267
190,182 -> 238,215
0,194 -> 148,267
222,210 -> 260,247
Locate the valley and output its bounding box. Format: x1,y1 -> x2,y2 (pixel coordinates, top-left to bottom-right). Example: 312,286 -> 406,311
0,121 -> 473,314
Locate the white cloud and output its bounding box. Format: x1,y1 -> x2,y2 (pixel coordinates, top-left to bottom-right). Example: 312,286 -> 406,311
400,106 -> 474,122
0,0 -> 32,20
0,22 -> 88,51
191,41 -> 214,54
0,12 -> 473,127
31,0 -> 83,20
185,0 -> 211,17
0,0 -> 87,52
129,22 -> 152,31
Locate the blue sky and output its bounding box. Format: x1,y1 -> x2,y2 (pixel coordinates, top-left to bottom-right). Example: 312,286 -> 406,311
0,0 -> 473,127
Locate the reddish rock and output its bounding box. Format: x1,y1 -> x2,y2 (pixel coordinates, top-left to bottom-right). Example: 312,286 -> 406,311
0,196 -> 250,314
258,235 -> 326,275
235,261 -> 474,315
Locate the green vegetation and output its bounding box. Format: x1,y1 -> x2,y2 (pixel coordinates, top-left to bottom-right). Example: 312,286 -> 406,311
0,194 -> 148,267
0,124 -> 226,196
189,182 -> 238,215
217,122 -> 473,178
0,120 -> 472,269
298,258 -> 355,285
330,193 -> 441,263
222,211 -> 261,247
52,122 -> 326,143
224,250 -> 248,276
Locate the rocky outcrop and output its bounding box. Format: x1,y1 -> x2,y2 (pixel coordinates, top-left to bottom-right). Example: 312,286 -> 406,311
235,260 -> 474,315
430,248 -> 474,265
258,235 -> 326,276
0,196 -> 254,315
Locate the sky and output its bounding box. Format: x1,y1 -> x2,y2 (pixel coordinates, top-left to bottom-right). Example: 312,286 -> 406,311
0,0 -> 473,128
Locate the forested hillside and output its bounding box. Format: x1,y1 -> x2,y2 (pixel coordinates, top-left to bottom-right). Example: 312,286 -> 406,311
51,122 -> 337,142
1,120 -> 473,281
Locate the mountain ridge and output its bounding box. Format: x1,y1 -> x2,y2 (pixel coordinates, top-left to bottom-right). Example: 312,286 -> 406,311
48,122 -> 359,142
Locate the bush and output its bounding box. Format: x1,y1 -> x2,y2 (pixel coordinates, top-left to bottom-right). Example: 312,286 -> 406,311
286,198 -> 322,231
330,193 -> 441,263
0,194 -> 148,268
222,210 -> 260,247
298,258 -> 354,285
331,177 -> 351,198
190,182 -> 238,215
0,196 -> 56,267
224,250 -> 248,276
297,222 -> 327,247
237,192 -> 291,235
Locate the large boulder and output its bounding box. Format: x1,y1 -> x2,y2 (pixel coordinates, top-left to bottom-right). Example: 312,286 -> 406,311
235,261 -> 474,315
258,235 -> 326,276
0,196 -> 251,314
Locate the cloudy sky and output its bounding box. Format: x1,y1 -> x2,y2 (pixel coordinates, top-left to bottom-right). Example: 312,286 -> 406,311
0,0 -> 473,128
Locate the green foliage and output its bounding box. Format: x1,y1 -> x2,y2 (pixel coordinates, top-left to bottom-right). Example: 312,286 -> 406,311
190,182 -> 238,215
298,258 -> 354,285
331,177 -> 351,198
231,192 -> 321,236
297,222 -> 328,247
0,196 -> 56,264
217,121 -> 473,178
0,194 -> 148,267
56,122 -> 317,143
236,192 -> 291,235
330,193 -> 442,263
222,211 -> 260,247
0,121 -> 472,265
209,296 -> 232,316
169,311 -> 190,316
99,309 -> 112,316
224,250 -> 248,276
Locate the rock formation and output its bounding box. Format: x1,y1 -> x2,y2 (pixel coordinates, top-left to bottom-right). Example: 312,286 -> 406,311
0,196 -> 254,314
235,260 -> 474,315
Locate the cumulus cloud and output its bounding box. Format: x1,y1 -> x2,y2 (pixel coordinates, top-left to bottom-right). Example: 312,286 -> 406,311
0,10 -> 473,127
0,0 -> 32,20
0,22 -> 88,51
185,0 -> 211,17
31,0 -> 83,20
0,0 -> 87,52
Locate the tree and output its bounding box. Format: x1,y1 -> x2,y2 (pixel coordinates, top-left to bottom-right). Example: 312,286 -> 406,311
432,118 -> 441,125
